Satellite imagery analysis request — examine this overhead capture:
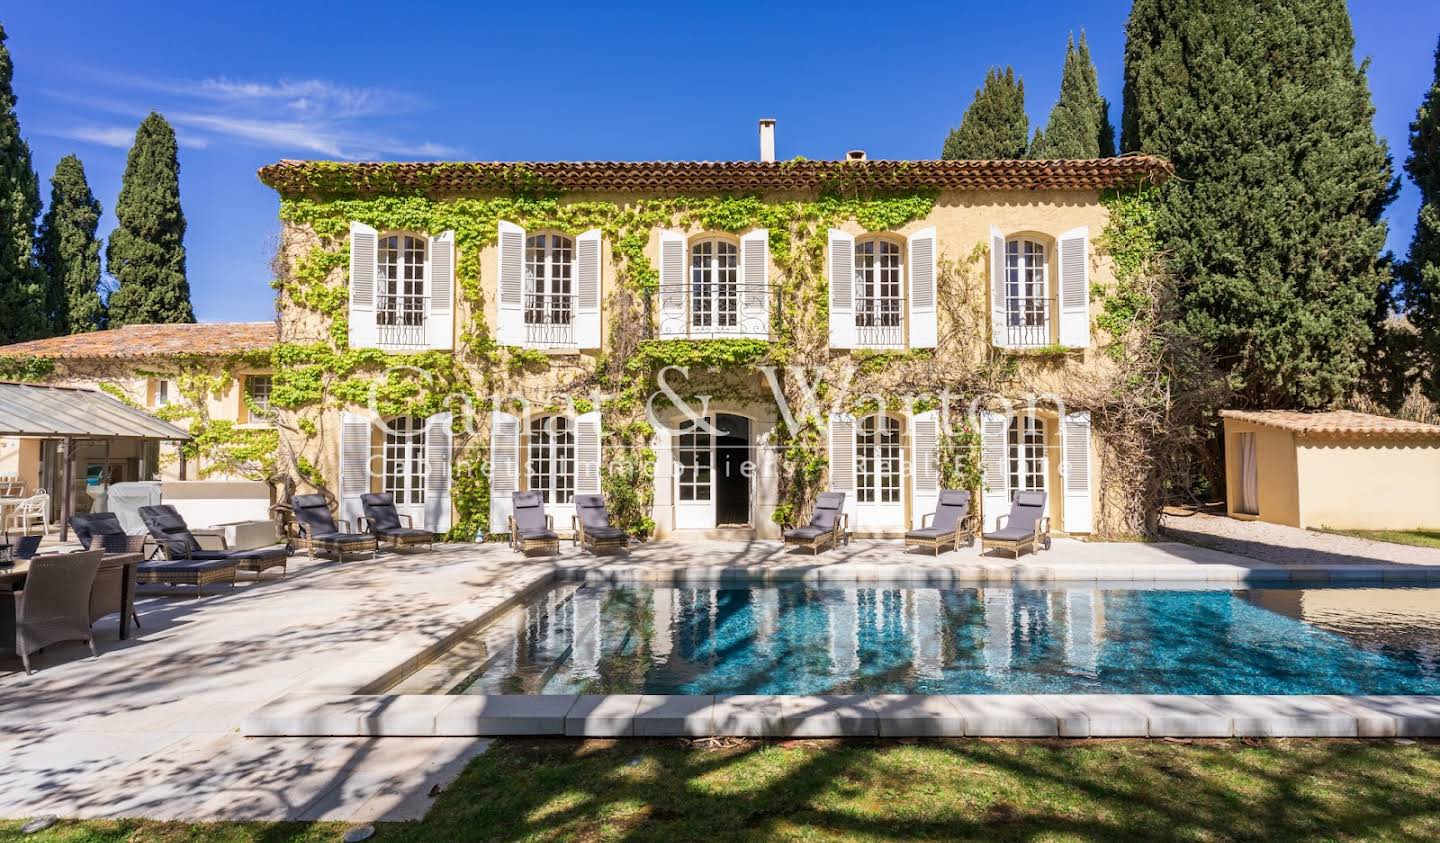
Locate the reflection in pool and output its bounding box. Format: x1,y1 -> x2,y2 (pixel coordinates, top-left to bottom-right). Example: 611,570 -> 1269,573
393,582 -> 1440,696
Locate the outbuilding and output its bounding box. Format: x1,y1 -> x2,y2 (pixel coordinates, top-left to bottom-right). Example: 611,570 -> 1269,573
1221,409 -> 1440,530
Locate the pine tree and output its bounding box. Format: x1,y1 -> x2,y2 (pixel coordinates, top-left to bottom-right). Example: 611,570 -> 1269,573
1031,33 -> 1115,159
1121,0 -> 1396,408
941,67 -> 1029,160
1401,36 -> 1440,401
106,112 -> 194,326
0,23 -> 48,342
38,155 -> 104,333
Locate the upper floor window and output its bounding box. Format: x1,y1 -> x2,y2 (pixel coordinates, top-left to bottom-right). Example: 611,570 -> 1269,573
152,379 -> 170,408
528,415 -> 576,506
377,234 -> 427,346
690,239 -> 740,332
244,375 -> 272,419
1004,239 -> 1049,347
854,238 -> 903,348
525,234 -> 575,347
657,230 -> 770,341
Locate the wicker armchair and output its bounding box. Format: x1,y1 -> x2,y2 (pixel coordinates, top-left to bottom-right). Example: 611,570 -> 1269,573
783,492 -> 848,555
905,490 -> 979,556
6,549 -> 103,674
981,490 -> 1052,558
508,491 -> 559,555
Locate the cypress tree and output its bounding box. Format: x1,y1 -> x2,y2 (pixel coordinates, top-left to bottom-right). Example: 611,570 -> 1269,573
1121,0 -> 1396,408
941,67 -> 1029,160
106,112 -> 194,326
1401,36 -> 1440,401
38,155 -> 105,333
1031,33 -> 1115,159
0,23 -> 48,342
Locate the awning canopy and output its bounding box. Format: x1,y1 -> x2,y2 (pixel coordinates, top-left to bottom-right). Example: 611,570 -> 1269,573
0,381 -> 191,441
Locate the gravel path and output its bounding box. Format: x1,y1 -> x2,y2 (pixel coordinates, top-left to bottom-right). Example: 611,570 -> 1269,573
1161,510 -> 1440,567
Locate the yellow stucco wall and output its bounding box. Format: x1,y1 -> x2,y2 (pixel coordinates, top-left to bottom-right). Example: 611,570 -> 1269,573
1296,436 -> 1440,530
1225,417 -> 1440,530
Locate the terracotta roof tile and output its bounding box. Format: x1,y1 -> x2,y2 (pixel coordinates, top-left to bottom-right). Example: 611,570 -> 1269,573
0,323 -> 277,360
1220,409 -> 1440,439
257,156 -> 1174,198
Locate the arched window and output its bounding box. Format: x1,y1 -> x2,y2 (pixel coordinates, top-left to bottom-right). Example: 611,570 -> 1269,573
528,415 -> 576,505
690,239 -> 739,331
856,414 -> 902,504
525,234 -> 574,344
854,238 -> 903,347
1004,238 -> 1048,346
377,234 -> 426,332
383,415 -> 427,506
1008,416 -> 1046,495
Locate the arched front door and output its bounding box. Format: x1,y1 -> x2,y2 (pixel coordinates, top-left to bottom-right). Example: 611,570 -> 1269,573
674,413 -> 752,529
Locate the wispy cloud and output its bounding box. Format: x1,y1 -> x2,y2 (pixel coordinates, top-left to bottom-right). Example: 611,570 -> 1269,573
37,71 -> 455,160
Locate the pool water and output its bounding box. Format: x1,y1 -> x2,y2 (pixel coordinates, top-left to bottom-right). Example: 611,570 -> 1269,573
432,582 -> 1440,696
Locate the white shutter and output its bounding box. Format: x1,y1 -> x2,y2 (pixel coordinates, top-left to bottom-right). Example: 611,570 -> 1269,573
489,410 -> 521,533
575,410 -> 602,494
990,226 -> 1008,349
828,229 -> 855,349
424,411 -> 453,533
1058,226 -> 1089,348
907,227 -> 937,349
348,222 -> 378,349
980,410 -> 1008,531
828,413 -> 856,518
740,228 -> 770,339
575,229 -> 602,349
1062,411 -> 1094,534
910,410 -> 940,528
428,231 -> 455,350
497,221 -> 526,346
339,411 -> 372,529
658,230 -> 686,338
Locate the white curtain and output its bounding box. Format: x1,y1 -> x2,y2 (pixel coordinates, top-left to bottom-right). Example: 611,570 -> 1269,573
1237,433 -> 1259,515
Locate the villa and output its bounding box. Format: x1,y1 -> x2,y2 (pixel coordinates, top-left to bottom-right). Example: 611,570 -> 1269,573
257,124 -> 1173,542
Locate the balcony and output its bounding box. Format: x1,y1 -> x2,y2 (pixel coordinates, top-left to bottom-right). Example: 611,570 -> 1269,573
524,293 -> 576,347
376,295 -> 428,349
855,297 -> 903,349
656,282 -> 772,340
1004,297 -> 1053,348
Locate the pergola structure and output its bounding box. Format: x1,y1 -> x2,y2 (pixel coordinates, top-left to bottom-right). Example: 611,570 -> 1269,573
0,381 -> 192,541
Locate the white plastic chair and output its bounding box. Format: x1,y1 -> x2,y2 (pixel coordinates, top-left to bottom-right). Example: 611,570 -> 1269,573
6,490 -> 51,536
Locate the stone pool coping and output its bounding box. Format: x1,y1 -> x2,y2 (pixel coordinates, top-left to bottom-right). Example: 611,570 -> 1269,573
242,557 -> 1440,740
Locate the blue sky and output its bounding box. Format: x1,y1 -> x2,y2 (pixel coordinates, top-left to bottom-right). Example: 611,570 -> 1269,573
7,1 -> 1440,323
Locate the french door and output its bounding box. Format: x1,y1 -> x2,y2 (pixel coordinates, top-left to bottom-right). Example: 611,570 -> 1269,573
854,414 -> 904,531
383,416 -> 427,527
674,416 -> 715,529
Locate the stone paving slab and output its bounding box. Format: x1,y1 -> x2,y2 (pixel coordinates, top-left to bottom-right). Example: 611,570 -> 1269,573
566,694 -> 643,737
781,695 -> 878,737
1040,695 -> 1149,738
711,695 -> 786,736
948,695 -> 1059,737
871,694 -> 965,737
635,695 -> 716,737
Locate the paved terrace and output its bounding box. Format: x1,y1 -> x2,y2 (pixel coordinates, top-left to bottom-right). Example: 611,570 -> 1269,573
3,533 -> 1439,822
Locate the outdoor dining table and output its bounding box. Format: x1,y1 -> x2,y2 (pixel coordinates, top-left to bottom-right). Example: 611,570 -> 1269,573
0,551 -> 143,642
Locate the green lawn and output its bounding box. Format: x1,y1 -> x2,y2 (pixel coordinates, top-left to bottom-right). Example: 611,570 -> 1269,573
1322,528 -> 1440,549
6,738 -> 1440,841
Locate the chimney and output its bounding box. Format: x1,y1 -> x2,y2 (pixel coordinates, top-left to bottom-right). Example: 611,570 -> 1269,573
758,119 -> 776,163
846,149 -> 867,162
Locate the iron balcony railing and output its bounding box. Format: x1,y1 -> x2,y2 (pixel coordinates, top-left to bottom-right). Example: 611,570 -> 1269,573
656,282 -> 773,339
524,292 -> 576,347
376,294 -> 428,348
855,297 -> 904,348
1005,297 -> 1053,347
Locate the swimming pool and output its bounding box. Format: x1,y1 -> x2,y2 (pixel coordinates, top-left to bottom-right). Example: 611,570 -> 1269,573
393,581 -> 1440,696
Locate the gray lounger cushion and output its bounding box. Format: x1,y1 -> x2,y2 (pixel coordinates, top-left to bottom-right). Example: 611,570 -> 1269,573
138,558 -> 236,577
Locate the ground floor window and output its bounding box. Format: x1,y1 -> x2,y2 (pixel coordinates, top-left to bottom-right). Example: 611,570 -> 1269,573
1008,416 -> 1046,496
529,415 -> 576,505
857,414 -> 901,504
383,415 -> 427,506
